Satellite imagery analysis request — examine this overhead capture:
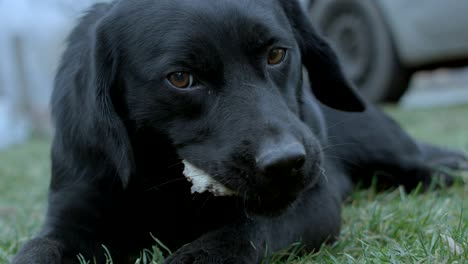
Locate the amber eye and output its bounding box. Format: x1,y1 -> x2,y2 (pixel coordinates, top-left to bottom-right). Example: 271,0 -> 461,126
267,48 -> 286,65
167,72 -> 194,89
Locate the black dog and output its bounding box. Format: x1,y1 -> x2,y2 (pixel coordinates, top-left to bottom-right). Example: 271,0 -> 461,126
13,0 -> 467,263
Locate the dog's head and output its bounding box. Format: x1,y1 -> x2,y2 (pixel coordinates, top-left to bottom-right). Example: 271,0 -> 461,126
54,0 -> 364,215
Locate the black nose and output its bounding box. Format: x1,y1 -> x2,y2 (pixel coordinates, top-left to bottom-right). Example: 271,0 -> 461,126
256,143 -> 306,177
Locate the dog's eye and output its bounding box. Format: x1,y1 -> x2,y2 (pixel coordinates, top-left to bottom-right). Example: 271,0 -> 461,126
167,72 -> 194,89
267,48 -> 287,65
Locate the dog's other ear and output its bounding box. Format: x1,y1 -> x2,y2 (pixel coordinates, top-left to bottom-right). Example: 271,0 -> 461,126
90,14 -> 135,187
52,4 -> 134,187
279,0 -> 365,112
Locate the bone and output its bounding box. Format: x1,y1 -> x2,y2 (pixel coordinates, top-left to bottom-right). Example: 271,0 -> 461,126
182,160 -> 237,196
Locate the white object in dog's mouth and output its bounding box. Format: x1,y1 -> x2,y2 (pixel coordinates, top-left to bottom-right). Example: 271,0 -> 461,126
182,160 -> 237,196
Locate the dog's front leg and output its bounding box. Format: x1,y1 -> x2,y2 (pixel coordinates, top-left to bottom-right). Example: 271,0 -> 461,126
11,237 -> 65,264
163,220 -> 265,264
12,180 -> 125,264
165,181 -> 342,264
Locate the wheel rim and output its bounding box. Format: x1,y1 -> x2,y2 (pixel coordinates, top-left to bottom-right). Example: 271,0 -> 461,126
319,5 -> 375,91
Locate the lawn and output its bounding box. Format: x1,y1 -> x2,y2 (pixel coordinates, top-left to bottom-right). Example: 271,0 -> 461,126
1,105 -> 467,263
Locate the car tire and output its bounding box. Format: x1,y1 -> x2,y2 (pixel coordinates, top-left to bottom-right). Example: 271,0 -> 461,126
307,0 -> 411,103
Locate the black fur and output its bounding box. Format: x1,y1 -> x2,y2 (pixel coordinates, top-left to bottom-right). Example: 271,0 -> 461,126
13,0 -> 467,263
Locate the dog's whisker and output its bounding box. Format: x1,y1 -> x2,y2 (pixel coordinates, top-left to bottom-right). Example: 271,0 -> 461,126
271,68 -> 288,79
323,154 -> 365,169
167,160 -> 184,169
316,116 -> 360,139
144,177 -> 187,192
319,166 -> 328,183
242,190 -> 252,219
201,195 -> 213,209
241,82 -> 258,89
321,142 -> 359,151
325,116 -> 360,131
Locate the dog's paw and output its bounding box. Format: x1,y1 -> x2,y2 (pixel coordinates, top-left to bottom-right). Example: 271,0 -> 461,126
164,236 -> 259,264
164,245 -> 247,264
164,248 -> 227,264
420,143 -> 468,171
12,237 -> 63,264
428,151 -> 468,171
417,143 -> 468,186
427,150 -> 468,185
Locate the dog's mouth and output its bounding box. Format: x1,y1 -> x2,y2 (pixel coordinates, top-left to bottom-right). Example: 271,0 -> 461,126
182,160 -> 306,215
244,191 -> 300,216
182,160 -> 238,196
245,171 -> 307,216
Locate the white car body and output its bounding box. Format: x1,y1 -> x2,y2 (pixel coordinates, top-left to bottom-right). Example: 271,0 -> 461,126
301,0 -> 468,68
376,0 -> 468,67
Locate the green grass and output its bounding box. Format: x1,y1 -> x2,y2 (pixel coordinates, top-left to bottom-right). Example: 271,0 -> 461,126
0,140 -> 49,261
1,105 -> 467,263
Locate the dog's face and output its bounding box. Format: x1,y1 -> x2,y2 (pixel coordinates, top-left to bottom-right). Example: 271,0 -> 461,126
74,0 -> 365,215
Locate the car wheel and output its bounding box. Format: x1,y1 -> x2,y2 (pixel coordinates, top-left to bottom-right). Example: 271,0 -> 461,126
308,0 -> 411,103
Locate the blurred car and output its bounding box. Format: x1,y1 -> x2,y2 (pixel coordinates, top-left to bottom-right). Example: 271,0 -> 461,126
299,0 -> 468,102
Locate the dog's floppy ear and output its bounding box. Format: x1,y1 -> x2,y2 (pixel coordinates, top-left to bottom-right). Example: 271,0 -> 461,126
279,0 -> 365,112
90,15 -> 135,187
52,5 -> 134,187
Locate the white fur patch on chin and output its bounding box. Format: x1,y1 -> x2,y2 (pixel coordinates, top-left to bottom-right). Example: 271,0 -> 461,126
182,160 -> 237,196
